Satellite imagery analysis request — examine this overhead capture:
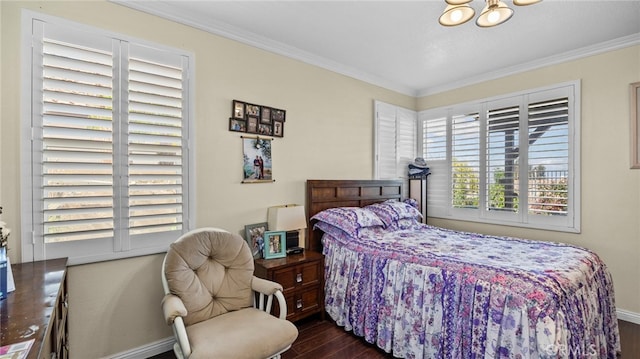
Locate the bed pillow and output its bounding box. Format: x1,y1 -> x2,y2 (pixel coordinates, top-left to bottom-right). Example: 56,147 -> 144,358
365,200 -> 422,229
311,207 -> 385,238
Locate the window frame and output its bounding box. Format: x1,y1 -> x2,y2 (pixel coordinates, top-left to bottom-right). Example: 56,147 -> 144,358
419,81 -> 581,233
20,10 -> 196,264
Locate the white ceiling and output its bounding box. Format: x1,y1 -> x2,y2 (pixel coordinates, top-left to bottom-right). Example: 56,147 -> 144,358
114,0 -> 640,96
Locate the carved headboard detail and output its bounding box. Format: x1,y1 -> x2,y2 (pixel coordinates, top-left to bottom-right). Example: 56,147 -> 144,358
305,179 -> 403,252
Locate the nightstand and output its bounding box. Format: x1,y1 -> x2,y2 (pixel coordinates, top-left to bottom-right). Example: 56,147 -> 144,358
254,251 -> 324,322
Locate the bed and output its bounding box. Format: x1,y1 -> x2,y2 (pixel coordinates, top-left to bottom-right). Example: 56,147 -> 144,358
305,179 -> 620,359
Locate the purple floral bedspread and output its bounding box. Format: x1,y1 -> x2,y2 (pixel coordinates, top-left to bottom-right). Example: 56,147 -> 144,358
321,223 -> 620,359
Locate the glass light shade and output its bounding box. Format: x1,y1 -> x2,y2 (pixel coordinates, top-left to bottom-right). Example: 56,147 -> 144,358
513,0 -> 542,5
439,4 -> 475,26
476,0 -> 513,27
267,204 -> 307,231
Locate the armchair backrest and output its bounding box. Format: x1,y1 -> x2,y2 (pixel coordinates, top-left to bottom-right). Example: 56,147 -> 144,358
163,228 -> 254,326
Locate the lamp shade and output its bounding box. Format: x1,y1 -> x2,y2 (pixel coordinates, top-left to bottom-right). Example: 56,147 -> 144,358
439,4 -> 475,26
513,0 -> 541,5
267,205 -> 307,231
476,0 -> 513,27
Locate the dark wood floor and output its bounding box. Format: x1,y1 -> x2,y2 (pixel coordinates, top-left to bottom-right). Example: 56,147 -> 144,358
150,317 -> 640,358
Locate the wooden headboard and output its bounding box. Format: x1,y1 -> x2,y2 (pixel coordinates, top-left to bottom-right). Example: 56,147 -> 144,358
305,179 -> 403,252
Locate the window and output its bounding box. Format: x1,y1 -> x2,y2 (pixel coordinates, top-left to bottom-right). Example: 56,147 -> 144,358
374,100 -> 416,182
420,82 -> 580,232
22,12 -> 194,264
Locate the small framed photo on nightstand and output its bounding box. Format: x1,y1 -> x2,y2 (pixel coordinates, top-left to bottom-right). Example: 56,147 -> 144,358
263,231 -> 286,259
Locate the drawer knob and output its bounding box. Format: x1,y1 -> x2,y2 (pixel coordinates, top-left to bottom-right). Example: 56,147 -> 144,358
296,299 -> 303,309
296,273 -> 303,283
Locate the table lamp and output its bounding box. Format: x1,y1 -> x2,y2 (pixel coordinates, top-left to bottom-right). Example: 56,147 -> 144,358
267,204 -> 307,254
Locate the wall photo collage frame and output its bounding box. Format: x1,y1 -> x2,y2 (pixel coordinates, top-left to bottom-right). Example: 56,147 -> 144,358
229,99 -> 285,137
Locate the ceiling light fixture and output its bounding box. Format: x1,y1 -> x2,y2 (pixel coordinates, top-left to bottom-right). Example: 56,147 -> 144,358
439,0 -> 541,28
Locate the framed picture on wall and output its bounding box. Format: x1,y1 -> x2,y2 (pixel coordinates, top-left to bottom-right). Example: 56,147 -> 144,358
242,137 -> 273,183
263,231 -> 286,259
246,117 -> 259,134
271,108 -> 286,122
258,124 -> 272,136
232,100 -> 245,119
246,103 -> 260,118
229,118 -> 246,132
631,82 -> 640,169
261,107 -> 272,124
273,121 -> 284,137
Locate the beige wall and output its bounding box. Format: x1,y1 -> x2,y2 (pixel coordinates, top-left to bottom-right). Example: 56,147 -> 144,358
418,45 -> 640,316
1,1 -> 639,358
0,1 -> 413,357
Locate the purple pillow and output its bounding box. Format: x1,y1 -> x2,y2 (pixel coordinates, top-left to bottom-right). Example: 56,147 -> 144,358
365,200 -> 422,229
311,207 -> 384,238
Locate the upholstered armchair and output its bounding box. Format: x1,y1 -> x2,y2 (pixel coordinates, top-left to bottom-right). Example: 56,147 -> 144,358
161,228 -> 299,359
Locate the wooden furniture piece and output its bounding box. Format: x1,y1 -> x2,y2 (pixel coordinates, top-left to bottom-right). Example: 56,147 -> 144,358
254,251 -> 324,322
306,179 -> 403,252
0,258 -> 68,359
408,177 -> 427,223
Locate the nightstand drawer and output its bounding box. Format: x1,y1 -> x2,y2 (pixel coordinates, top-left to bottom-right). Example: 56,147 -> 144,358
254,251 -> 325,322
273,260 -> 321,292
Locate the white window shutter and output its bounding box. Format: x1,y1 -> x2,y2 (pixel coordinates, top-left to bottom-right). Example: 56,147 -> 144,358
421,111 -> 448,217
419,81 -> 579,232
127,45 -> 186,241
40,33 -> 116,245
25,14 -> 192,263
374,101 -> 416,182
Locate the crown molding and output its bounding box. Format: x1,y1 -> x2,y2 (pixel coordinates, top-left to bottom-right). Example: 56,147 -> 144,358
110,0 -> 418,96
112,1 -> 638,99
417,33 -> 640,97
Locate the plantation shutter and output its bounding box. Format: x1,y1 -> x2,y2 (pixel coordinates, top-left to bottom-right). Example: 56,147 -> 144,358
526,97 -> 569,216
28,17 -> 191,263
40,29 -> 116,245
374,101 -> 416,182
421,111 -> 448,217
486,103 -> 520,213
374,101 -> 398,179
451,112 -> 480,209
397,107 -> 416,179
127,45 -> 186,239
418,82 -> 577,231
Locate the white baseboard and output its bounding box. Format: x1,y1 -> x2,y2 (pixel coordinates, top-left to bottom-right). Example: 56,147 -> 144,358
617,308 -> 640,325
110,309 -> 639,358
107,337 -> 174,359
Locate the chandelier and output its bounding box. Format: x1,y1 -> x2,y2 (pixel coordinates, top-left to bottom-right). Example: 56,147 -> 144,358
439,0 -> 541,28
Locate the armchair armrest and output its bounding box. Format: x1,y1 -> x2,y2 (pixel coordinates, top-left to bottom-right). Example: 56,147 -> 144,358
161,294 -> 187,325
252,276 -> 283,295
161,294 -> 191,358
251,276 -> 288,320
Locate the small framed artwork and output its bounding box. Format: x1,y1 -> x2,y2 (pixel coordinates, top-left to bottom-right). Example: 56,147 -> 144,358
247,117 -> 259,134
258,124 -> 272,136
229,118 -> 246,132
263,231 -> 286,259
272,108 -> 286,122
232,100 -> 245,119
273,121 -> 284,137
246,103 -> 260,118
242,137 -> 273,183
261,107 -> 272,124
631,82 -> 640,169
245,222 -> 268,259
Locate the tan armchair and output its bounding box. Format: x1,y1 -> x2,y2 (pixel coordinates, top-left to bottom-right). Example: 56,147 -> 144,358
161,228 -> 299,359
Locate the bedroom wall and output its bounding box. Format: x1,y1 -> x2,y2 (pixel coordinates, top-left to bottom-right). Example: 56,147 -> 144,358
418,45 -> 640,318
0,1 -> 414,357
2,1 -> 638,357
